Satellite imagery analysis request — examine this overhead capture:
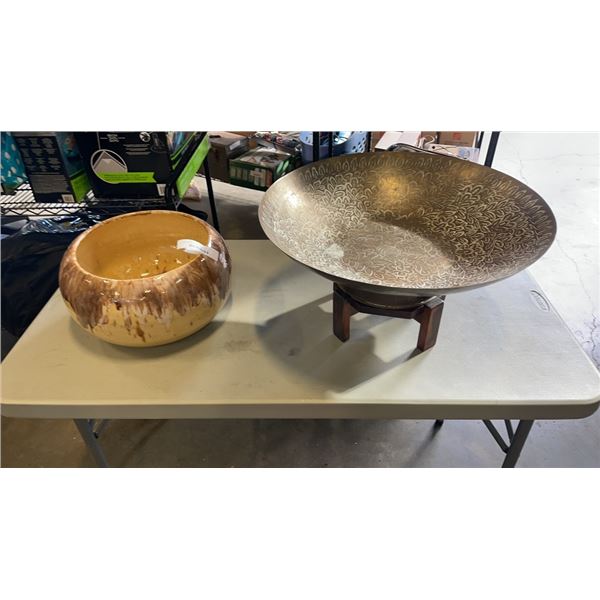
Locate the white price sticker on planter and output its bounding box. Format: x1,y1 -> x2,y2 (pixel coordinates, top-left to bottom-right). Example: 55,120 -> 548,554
177,239 -> 220,262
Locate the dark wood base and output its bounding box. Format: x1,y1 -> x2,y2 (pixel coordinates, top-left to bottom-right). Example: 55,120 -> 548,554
332,284 -> 445,351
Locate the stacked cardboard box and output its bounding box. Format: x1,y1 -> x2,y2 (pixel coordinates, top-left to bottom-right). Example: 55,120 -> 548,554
207,132 -> 250,182
229,147 -> 297,191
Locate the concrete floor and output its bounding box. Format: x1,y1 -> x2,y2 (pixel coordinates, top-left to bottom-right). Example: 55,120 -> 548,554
2,132 -> 599,467
3,417 -> 600,467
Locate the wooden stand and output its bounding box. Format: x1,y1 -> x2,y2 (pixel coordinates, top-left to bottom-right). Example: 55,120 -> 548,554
333,283 -> 445,351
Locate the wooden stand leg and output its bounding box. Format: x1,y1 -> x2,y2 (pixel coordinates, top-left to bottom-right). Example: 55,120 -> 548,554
333,284 -> 445,351
333,285 -> 356,342
416,297 -> 444,351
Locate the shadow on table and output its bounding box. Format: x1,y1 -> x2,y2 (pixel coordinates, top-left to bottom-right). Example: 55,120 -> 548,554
64,266 -> 428,395
255,296 -> 427,393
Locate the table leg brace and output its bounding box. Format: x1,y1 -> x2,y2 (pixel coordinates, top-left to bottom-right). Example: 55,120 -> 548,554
74,419 -> 109,468
433,419 -> 534,467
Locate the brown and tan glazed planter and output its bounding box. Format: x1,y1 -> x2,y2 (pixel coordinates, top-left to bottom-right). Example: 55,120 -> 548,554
59,211 -> 231,347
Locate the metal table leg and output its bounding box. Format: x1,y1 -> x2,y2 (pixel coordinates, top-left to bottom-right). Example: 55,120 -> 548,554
433,418 -> 534,467
501,420 -> 534,468
74,419 -> 109,468
482,419 -> 534,467
483,419 -> 509,452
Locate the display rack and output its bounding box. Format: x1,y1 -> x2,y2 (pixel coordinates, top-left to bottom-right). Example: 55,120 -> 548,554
0,131 -> 221,231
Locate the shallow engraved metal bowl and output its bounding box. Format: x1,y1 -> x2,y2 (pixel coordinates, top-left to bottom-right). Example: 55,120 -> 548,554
259,152 -> 556,305
59,210 -> 231,347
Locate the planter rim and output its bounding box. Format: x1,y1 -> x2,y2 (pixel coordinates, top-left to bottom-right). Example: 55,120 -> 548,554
66,210 -> 215,284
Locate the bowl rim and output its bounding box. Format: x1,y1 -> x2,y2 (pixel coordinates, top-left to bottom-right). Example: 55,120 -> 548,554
65,209 -> 218,283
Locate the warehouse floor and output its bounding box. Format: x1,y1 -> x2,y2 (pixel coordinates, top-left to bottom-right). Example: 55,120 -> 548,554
2,132 -> 599,467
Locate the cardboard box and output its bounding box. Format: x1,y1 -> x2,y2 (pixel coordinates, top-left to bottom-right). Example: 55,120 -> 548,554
75,132 -> 209,199
437,132 -> 479,147
228,132 -> 258,148
207,132 -> 249,182
369,131 -> 385,148
12,132 -> 91,202
375,131 -> 422,151
229,148 -> 297,191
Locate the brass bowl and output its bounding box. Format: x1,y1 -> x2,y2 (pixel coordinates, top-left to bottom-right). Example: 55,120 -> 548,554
259,152 -> 556,305
59,210 -> 231,347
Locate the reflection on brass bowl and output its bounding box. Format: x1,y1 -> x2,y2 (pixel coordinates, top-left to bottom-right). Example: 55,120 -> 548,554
59,210 -> 231,347
259,152 -> 556,303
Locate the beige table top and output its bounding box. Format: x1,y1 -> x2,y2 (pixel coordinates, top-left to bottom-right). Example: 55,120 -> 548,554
2,240 -> 599,420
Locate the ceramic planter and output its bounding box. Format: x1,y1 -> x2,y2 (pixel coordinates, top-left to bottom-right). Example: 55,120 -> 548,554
59,210 -> 231,347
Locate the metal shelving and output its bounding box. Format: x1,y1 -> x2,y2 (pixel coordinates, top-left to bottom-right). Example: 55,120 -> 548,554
1,130 -> 500,226
0,131 -> 221,231
0,183 -> 173,218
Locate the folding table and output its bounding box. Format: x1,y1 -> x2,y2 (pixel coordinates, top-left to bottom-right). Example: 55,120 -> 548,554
2,240 -> 598,467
